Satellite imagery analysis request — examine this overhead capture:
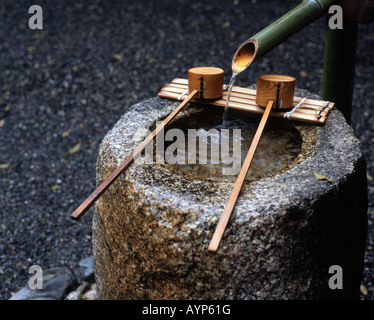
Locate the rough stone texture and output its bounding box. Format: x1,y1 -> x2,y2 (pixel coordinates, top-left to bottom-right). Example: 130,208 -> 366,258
92,89 -> 368,300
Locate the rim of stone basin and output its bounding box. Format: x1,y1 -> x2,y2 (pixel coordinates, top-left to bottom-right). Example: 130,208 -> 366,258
96,90 -> 360,217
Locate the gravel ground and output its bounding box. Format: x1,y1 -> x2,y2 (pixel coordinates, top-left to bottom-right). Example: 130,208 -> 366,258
0,0 -> 373,300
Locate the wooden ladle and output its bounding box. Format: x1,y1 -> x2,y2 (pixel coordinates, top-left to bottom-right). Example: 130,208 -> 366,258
208,74 -> 296,252
71,67 -> 224,220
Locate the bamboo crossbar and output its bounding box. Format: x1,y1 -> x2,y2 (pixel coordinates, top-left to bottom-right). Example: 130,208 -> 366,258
158,78 -> 334,125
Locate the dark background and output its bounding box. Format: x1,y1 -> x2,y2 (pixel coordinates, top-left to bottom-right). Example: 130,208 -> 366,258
0,0 -> 373,300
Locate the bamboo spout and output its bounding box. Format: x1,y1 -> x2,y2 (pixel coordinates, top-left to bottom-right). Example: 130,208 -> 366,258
232,0 -> 340,74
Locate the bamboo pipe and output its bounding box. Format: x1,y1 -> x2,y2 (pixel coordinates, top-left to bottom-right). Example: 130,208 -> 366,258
232,0 -> 340,74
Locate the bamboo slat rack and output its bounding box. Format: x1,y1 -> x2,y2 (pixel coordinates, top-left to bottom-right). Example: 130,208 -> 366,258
158,78 -> 334,125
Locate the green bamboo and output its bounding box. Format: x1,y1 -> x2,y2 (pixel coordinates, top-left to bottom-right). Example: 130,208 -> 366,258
241,0 -> 357,124
232,0 -> 340,72
322,18 -> 358,124
252,0 -> 338,62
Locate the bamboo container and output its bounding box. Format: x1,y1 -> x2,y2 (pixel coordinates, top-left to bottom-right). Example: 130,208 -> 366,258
188,67 -> 224,100
255,74 -> 296,109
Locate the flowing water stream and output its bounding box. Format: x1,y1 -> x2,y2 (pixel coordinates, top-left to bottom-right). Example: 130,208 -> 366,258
222,71 -> 237,123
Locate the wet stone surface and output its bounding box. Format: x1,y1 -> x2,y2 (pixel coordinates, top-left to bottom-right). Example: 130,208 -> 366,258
92,89 -> 368,300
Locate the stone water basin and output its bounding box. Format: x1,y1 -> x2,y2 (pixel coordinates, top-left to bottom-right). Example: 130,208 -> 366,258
93,89 -> 367,300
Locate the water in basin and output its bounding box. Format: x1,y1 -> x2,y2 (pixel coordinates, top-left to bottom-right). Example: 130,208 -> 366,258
161,107 -> 302,181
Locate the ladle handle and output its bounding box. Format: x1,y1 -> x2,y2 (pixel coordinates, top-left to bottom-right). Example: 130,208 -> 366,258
208,99 -> 274,252
71,90 -> 199,220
